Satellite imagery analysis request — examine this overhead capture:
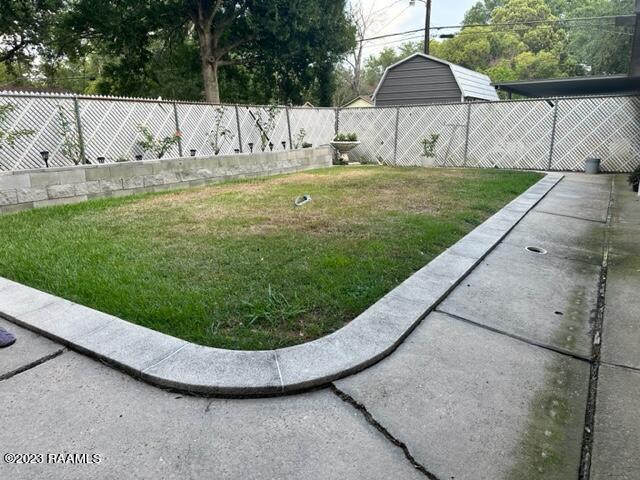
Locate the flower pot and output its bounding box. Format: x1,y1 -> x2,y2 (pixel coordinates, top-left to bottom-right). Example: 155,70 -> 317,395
330,140 -> 360,164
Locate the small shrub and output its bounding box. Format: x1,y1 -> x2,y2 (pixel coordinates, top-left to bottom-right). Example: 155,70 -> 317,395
334,132 -> 358,142
294,128 -> 307,149
136,125 -> 180,159
421,134 -> 440,158
629,165 -> 640,192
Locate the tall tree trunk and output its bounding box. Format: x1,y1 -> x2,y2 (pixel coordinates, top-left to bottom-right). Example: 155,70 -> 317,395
196,27 -> 220,104
202,56 -> 220,103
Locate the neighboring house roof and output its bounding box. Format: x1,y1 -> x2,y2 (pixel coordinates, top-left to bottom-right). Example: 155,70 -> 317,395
302,101 -> 315,108
341,95 -> 374,108
372,53 -> 499,102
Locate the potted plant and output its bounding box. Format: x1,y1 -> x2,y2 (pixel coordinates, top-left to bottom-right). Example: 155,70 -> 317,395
629,165 -> 640,192
330,132 -> 360,164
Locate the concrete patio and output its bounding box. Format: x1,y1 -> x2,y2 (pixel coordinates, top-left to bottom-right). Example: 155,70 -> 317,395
0,173 -> 638,480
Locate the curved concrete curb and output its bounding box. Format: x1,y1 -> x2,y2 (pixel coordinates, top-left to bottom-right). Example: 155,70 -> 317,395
0,174 -> 563,396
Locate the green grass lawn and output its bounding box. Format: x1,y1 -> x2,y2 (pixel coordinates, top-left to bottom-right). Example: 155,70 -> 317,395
0,166 -> 541,350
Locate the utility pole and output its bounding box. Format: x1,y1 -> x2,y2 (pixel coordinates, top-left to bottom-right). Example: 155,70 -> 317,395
424,0 -> 432,55
410,0 -> 432,55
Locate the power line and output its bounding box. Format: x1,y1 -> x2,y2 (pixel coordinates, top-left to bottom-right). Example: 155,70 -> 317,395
359,14 -> 635,42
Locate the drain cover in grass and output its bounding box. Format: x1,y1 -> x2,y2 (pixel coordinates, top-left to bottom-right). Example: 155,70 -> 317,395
0,327 -> 16,348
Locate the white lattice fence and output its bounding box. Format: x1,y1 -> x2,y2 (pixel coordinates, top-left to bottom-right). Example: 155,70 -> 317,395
551,96 -> 640,172
337,107 -> 396,164
288,107 -> 336,148
466,101 -> 555,170
236,105 -> 289,153
0,94 -> 77,171
396,104 -> 468,167
81,99 -> 180,162
177,103 -> 239,156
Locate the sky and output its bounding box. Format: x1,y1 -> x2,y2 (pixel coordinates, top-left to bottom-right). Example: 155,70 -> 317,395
352,0 -> 479,59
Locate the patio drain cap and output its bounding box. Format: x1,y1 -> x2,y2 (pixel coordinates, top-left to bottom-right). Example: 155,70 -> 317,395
525,246 -> 547,255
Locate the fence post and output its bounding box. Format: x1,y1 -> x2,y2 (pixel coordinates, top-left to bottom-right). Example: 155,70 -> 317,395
547,99 -> 560,171
335,107 -> 340,136
285,106 -> 293,149
72,97 -> 87,164
393,107 -> 400,165
463,103 -> 473,167
234,104 -> 243,153
172,102 -> 183,157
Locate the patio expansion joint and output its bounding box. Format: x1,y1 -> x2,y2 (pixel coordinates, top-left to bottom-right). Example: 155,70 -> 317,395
0,348 -> 66,382
578,176 -> 615,480
329,383 -> 441,480
534,210 -> 607,224
434,309 -> 592,363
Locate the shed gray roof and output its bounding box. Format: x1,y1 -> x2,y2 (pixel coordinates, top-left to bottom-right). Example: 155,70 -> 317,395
373,53 -> 499,102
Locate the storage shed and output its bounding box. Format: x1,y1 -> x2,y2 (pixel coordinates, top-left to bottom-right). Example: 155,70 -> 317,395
372,53 -> 499,106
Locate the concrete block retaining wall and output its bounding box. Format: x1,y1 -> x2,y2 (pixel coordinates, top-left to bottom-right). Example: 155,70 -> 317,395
0,147 -> 332,214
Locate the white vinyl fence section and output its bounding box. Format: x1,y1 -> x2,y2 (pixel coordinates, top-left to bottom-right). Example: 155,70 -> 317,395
0,91 -> 638,172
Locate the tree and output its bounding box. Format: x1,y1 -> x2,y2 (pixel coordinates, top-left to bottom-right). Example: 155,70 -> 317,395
60,0 -> 354,104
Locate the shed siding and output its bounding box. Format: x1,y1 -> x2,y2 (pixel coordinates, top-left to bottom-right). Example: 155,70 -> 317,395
375,56 -> 461,106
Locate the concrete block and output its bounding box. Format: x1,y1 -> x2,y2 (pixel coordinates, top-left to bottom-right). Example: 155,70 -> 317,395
0,173 -> 30,190
47,184 -> 76,199
122,176 -> 145,190
85,166 -> 112,182
58,168 -> 86,184
99,179 -> 123,192
0,189 -> 18,206
16,188 -> 48,203
29,171 -> 62,188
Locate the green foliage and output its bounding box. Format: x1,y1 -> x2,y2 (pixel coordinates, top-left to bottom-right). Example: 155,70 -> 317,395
0,104 -> 34,148
56,104 -> 83,165
136,125 -> 179,159
252,105 -> 279,152
334,132 -> 358,141
421,134 -> 440,158
208,107 -> 234,155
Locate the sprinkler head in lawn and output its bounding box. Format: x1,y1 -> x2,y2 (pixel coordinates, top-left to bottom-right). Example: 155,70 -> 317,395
0,327 -> 16,348
294,195 -> 312,207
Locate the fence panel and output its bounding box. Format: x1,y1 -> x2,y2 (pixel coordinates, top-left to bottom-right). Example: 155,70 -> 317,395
337,107 -> 396,164
236,105 -> 289,153
80,98 -> 180,162
176,103 -> 238,156
0,94 -> 77,171
466,100 -> 555,170
288,107 -> 336,149
396,103 -> 468,167
552,96 -> 640,172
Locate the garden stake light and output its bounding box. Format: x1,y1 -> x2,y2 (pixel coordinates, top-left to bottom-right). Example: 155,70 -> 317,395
248,142 -> 254,153
40,151 -> 49,168
97,157 -> 105,164
190,149 -> 197,157
281,141 -> 287,150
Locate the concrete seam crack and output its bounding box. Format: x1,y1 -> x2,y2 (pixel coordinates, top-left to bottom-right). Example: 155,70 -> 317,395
0,348 -> 66,381
435,309 -> 591,363
330,384 -> 441,480
578,176 -> 614,480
